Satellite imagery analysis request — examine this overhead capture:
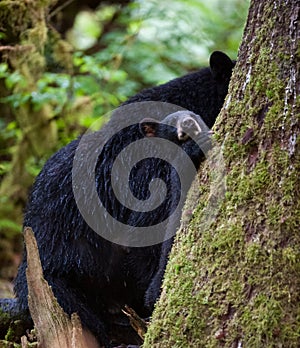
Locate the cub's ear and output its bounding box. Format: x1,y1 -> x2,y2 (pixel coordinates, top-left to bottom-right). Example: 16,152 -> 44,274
209,51 -> 235,81
139,118 -> 160,137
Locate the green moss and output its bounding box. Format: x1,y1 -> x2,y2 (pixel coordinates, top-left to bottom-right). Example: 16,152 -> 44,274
4,326 -> 14,342
0,309 -> 11,328
0,340 -> 21,347
0,310 -> 28,347
144,2 -> 300,346
0,1 -> 29,39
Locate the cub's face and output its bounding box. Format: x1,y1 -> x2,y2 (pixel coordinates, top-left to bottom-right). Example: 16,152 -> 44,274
139,110 -> 212,167
170,113 -> 203,141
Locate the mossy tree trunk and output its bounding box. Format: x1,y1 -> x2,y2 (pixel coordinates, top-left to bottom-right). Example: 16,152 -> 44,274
0,0 -> 64,223
144,0 -> 300,347
0,0 -> 131,229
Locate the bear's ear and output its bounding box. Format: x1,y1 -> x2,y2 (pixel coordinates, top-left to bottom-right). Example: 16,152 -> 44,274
139,118 -> 160,137
209,51 -> 234,81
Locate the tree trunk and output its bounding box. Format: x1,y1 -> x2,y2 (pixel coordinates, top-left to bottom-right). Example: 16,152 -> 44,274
144,0 -> 300,347
0,0 -> 61,221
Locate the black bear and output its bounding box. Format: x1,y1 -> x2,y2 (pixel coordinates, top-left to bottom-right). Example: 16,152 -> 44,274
1,51 -> 234,347
123,51 -> 234,129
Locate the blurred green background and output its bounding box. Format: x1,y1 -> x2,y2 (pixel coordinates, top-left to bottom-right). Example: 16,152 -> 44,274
0,0 -> 249,281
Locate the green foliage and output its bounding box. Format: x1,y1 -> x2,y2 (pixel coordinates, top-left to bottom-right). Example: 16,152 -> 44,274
0,0 -> 249,237
1,0 -> 250,139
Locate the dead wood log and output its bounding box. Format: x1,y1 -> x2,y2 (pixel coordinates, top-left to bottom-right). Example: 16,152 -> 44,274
24,227 -> 99,348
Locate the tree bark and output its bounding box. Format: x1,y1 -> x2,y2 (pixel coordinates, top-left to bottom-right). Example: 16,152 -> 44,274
144,0 -> 300,347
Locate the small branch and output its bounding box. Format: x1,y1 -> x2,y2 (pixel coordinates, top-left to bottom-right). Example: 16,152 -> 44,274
48,0 -> 77,19
0,45 -> 34,52
122,305 -> 148,340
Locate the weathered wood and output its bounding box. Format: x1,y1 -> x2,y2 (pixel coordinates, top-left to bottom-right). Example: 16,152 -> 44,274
25,227 -> 99,348
122,305 -> 148,340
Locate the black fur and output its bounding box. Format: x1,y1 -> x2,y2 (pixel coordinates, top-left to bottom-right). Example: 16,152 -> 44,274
124,51 -> 234,128
3,51 -> 234,347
